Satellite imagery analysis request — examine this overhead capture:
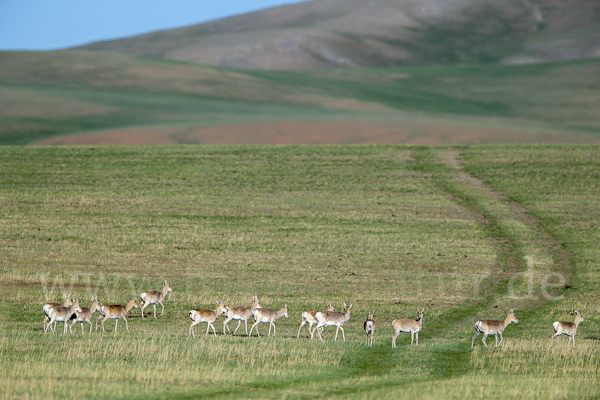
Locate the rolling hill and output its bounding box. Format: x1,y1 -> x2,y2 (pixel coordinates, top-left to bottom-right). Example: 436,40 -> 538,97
79,0 -> 600,70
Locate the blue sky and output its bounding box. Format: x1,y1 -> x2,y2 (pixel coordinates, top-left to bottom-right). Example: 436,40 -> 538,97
0,0 -> 309,51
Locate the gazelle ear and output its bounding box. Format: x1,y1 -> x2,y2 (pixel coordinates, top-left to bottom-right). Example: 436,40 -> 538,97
284,304 -> 287,308
343,302 -> 347,307
163,280 -> 167,284
510,309 -> 515,313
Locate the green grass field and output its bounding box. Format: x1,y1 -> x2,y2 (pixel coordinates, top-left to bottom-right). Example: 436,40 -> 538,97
0,145 -> 598,399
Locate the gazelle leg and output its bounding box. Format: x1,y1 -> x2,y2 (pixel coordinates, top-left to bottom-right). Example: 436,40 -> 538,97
233,320 -> 243,335
114,319 -> 119,333
482,333 -> 488,347
416,332 -> 419,346
160,301 -> 165,317
205,323 -> 211,337
211,323 -> 217,337
141,302 -> 146,318
334,326 -> 339,342
392,331 -> 400,348
471,331 -> 480,348
153,304 -> 157,319
272,323 -> 276,338
297,321 -> 306,338
244,319 -> 248,335
101,315 -> 110,332
340,327 -> 345,342
267,322 -> 273,338
411,331 -> 414,346
498,332 -> 503,346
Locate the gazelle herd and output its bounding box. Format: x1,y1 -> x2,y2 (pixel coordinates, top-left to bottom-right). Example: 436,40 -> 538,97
41,282 -> 586,349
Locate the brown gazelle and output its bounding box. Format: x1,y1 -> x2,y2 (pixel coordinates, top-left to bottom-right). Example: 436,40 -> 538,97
314,302 -> 352,342
189,300 -> 227,338
364,311 -> 375,346
552,311 -> 584,346
96,296 -> 139,333
249,304 -> 289,338
44,299 -> 82,335
223,295 -> 262,336
69,296 -> 100,334
297,303 -> 334,339
42,293 -> 72,332
471,309 -> 518,348
140,280 -> 173,319
392,308 -> 424,348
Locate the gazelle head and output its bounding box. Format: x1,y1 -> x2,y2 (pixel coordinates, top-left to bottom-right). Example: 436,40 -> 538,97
282,304 -> 289,319
126,296 -> 139,310
215,300 -> 227,316
71,298 -> 83,313
251,295 -> 262,314
574,310 -> 584,325
416,307 -> 424,320
327,303 -> 335,312
343,302 -> 353,312
63,293 -> 73,306
163,280 -> 173,294
508,309 -> 518,324
367,310 -> 374,320
90,296 -> 100,313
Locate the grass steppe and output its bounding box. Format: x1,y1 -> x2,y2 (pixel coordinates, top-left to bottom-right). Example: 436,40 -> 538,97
1,51 -> 600,145
0,145 -> 598,399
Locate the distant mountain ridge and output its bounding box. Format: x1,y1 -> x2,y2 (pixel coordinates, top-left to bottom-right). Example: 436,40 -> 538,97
79,0 -> 600,69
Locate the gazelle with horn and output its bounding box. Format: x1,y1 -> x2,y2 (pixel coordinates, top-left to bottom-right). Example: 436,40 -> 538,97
140,280 -> 173,319
364,310 -> 375,346
314,302 -> 352,342
223,294 -> 262,336
552,311 -> 584,346
249,304 -> 289,338
69,296 -> 100,334
471,309 -> 518,348
392,308 -> 424,348
44,298 -> 82,335
96,297 -> 139,333
42,293 -> 71,332
189,300 -> 227,338
297,303 -> 334,339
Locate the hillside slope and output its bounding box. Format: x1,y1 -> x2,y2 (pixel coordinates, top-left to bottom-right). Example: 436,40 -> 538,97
79,0 -> 600,69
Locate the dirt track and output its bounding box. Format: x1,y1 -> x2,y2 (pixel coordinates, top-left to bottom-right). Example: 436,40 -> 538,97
31,122 -> 600,146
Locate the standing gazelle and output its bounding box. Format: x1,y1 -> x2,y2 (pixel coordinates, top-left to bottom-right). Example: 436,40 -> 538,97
44,299 -> 82,335
96,297 -> 139,333
42,293 -> 72,332
471,309 -> 518,348
364,311 -> 375,346
552,311 -> 584,346
69,296 -> 100,334
314,302 -> 352,342
249,304 -> 289,338
392,308 -> 424,348
189,301 -> 228,338
297,303 -> 334,339
140,280 -> 173,319
223,295 -> 262,336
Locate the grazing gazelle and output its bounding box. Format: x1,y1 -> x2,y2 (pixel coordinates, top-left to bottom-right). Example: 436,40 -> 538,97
364,311 -> 375,346
552,311 -> 584,346
189,301 -> 227,338
44,299 -> 82,335
249,304 -> 289,338
69,296 -> 100,334
297,303 -> 334,339
392,308 -> 424,348
43,293 -> 72,332
471,309 -> 518,348
96,297 -> 139,333
314,302 -> 353,342
140,280 -> 173,319
223,295 -> 262,336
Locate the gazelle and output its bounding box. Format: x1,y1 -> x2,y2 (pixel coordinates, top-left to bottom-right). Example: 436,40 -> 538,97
552,311 -> 584,346
297,303 -> 334,339
44,299 -> 82,335
249,304 -> 289,338
140,280 -> 173,318
42,293 -> 72,332
392,308 -> 424,348
223,295 -> 262,336
96,297 -> 139,333
69,296 -> 100,334
189,300 -> 227,338
471,309 -> 518,348
364,311 -> 375,346
315,302 -> 352,342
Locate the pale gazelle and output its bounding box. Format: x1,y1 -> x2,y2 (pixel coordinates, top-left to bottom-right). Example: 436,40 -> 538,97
314,302 -> 352,342
223,295 -> 262,336
364,311 -> 375,346
44,299 -> 82,335
189,300 -> 227,338
96,296 -> 139,333
69,296 -> 100,334
42,293 -> 72,332
392,308 -> 424,348
471,309 -> 518,348
552,311 -> 584,346
249,304 -> 289,338
140,280 -> 173,319
297,303 -> 334,339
